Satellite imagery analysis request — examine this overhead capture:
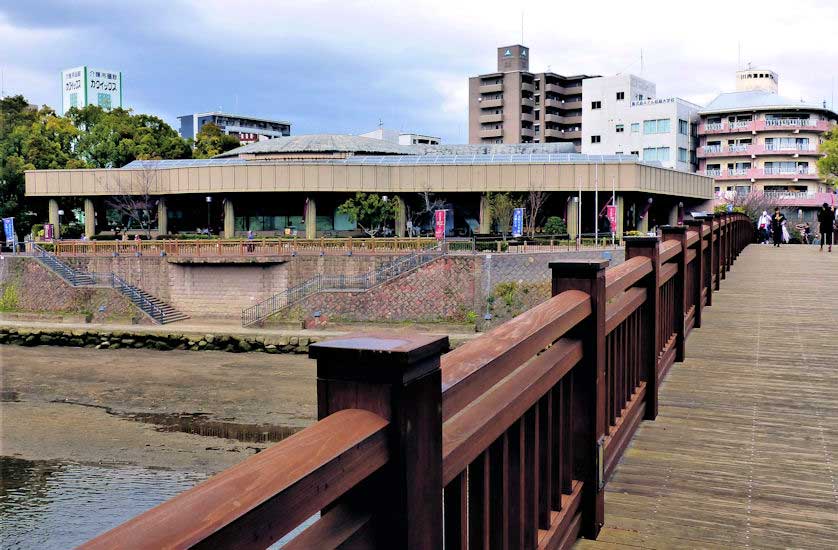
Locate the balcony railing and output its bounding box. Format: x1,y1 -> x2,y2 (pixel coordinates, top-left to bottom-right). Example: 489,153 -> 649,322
704,168 -> 820,180
699,118 -> 833,135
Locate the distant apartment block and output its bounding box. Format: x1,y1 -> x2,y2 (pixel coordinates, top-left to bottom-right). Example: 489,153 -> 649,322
468,45 -> 597,150
178,112 -> 291,143
582,74 -> 700,172
360,127 -> 440,145
697,69 -> 837,201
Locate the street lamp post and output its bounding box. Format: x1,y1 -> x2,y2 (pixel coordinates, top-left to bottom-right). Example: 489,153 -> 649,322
205,196 -> 212,235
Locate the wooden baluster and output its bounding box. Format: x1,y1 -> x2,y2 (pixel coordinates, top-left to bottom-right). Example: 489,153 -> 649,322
489,433 -> 509,549
562,373 -> 573,495
661,226 -> 687,362
550,259 -> 608,539
507,420 -> 524,548
524,407 -> 538,549
468,451 -> 490,550
309,333 -> 448,550
444,473 -> 467,550
684,219 -> 705,328
538,394 -> 552,530
625,236 -> 660,420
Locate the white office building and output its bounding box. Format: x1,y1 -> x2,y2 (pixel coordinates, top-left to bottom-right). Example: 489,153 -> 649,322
582,74 -> 700,172
360,127 -> 440,145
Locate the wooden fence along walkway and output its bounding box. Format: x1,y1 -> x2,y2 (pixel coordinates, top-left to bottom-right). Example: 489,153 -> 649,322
48,237 -> 437,257
80,213 -> 753,550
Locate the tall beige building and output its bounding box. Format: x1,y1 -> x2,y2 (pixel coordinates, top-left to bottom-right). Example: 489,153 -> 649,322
468,45 -> 597,150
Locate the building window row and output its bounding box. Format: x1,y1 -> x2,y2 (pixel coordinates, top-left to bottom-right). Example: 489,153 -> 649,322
591,135 -> 601,143
643,119 -> 671,134
643,147 -> 670,162
591,101 -> 602,110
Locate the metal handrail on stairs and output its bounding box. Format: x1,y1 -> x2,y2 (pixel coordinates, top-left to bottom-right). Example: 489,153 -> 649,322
31,242 -> 168,324
241,245 -> 442,327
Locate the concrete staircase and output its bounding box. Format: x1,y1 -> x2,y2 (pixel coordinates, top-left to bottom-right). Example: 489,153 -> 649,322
31,243 -> 188,324
241,246 -> 442,327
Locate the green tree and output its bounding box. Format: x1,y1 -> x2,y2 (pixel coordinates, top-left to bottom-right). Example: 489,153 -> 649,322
542,216 -> 567,236
489,192 -> 521,240
67,105 -> 191,168
337,192 -> 395,237
192,122 -> 241,159
1,98 -> 81,235
818,127 -> 838,189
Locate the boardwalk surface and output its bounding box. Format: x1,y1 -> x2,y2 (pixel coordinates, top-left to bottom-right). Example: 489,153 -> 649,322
576,245 -> 838,549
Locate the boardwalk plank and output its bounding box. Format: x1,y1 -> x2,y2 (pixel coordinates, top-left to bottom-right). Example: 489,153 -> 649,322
576,246 -> 838,549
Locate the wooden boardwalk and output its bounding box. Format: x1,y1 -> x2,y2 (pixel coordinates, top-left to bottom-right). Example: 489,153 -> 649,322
577,245 -> 838,549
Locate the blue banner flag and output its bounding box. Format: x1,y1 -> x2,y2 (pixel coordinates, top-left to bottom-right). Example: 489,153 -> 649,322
512,208 -> 524,238
2,217 -> 14,245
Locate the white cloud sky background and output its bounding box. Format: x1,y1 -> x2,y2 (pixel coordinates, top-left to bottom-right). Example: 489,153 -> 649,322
1,0 -> 836,142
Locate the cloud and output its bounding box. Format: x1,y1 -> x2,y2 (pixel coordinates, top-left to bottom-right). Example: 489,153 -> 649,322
2,0 -> 836,143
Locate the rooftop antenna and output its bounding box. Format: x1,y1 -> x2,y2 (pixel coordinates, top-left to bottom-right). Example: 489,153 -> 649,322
378,118 -> 383,129
737,42 -> 741,70
521,11 -> 524,43
640,49 -> 644,74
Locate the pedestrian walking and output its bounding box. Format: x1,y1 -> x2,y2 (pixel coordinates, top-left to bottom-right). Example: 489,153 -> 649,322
757,210 -> 771,244
771,208 -> 786,247
818,202 -> 834,253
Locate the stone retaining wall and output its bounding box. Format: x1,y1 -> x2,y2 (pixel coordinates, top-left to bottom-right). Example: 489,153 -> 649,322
0,326 -> 315,354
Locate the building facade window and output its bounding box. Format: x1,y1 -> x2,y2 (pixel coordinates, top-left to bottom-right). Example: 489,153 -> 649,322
678,147 -> 688,163
678,119 -> 689,135
616,91 -> 625,101
631,123 -> 640,133
591,101 -> 602,110
616,124 -> 624,133
643,119 -> 671,134
591,135 -> 601,143
630,150 -> 639,156
643,147 -> 670,162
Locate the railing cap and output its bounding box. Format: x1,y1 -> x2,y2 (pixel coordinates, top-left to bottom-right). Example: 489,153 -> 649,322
310,332 -> 450,383
623,236 -> 660,247
548,258 -> 609,277
682,219 -> 704,226
660,225 -> 687,234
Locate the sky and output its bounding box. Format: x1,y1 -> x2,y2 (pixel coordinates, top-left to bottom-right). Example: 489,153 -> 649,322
1,0 -> 837,143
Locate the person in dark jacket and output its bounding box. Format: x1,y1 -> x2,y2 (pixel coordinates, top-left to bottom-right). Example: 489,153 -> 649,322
771,208 -> 786,247
818,202 -> 835,252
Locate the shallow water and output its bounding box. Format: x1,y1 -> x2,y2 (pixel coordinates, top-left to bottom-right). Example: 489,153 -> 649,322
0,456 -> 208,549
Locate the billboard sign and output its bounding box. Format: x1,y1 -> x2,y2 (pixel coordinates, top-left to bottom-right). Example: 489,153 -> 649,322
434,209 -> 446,240
62,66 -> 122,114
512,207 -> 524,238
606,205 -> 617,233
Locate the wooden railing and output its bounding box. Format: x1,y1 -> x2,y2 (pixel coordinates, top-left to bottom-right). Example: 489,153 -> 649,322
50,237 -> 437,257
80,212 -> 752,550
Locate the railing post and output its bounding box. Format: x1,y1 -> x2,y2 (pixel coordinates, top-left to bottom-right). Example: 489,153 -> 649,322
660,226 -> 687,362
712,214 -> 722,290
624,236 -> 660,421
309,333 -> 449,550
683,219 -> 705,328
549,259 -> 608,539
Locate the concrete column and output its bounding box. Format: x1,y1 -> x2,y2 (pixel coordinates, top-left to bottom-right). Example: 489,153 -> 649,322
479,194 -> 492,234
223,198 -> 235,239
638,202 -> 649,234
48,198 -> 60,239
84,198 -> 95,237
567,198 -> 579,240
615,195 -> 625,240
668,203 -> 679,226
157,197 -> 167,236
305,196 -> 317,239
394,195 -> 406,237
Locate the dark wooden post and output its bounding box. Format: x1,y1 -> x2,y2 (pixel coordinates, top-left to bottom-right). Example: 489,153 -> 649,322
697,215 -> 714,305
550,259 -> 608,540
310,333 -> 449,550
683,219 -> 705,328
712,213 -> 724,286
723,213 -> 732,274
660,226 -> 687,362
624,236 -> 660,420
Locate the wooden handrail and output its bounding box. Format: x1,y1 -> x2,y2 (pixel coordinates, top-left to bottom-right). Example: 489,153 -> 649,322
658,239 -> 681,263
440,289 -> 590,422
80,409 -> 389,550
442,338 -> 583,485
604,256 -> 652,301
77,214 -> 755,549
